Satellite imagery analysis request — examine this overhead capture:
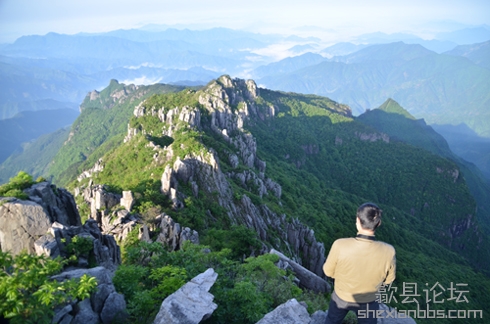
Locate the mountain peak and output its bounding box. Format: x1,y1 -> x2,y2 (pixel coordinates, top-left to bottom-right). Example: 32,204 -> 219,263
377,98 -> 415,119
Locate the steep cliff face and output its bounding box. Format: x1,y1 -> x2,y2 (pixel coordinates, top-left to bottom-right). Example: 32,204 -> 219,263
123,75 -> 326,275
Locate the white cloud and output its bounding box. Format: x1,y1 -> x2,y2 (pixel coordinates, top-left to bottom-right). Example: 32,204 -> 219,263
120,76 -> 163,86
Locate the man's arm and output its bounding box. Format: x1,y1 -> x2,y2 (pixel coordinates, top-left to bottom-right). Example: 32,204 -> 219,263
383,252 -> 396,285
323,240 -> 339,278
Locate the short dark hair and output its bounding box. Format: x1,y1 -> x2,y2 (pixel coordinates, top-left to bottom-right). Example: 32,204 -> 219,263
357,202 -> 382,230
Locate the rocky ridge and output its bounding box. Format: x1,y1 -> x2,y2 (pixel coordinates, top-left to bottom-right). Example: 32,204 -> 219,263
73,182 -> 199,251
80,75 -> 326,273
125,75 -> 326,275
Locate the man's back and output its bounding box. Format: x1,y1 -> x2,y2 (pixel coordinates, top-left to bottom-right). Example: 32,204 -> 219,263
323,236 -> 396,303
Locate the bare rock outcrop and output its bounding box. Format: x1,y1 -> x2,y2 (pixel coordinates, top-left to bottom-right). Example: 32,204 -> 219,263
155,214 -> 199,251
77,158 -> 104,182
271,249 -> 330,294
51,266 -> 128,324
355,131 -> 390,143
35,219 -> 121,270
24,181 -> 81,226
0,181 -> 82,255
77,183 -> 122,222
153,268 -> 218,324
75,178 -> 200,249
0,198 -> 52,254
256,299 -> 311,324
120,190 -> 135,212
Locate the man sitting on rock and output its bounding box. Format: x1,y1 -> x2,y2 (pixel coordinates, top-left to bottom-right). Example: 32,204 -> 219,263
323,202 -> 396,324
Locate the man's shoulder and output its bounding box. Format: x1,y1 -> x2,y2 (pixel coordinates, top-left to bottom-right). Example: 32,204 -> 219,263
331,237 -> 358,249
333,237 -> 356,245
375,240 -> 396,254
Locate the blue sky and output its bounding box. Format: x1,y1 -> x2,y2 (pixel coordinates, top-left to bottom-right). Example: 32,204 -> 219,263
1,0 -> 489,43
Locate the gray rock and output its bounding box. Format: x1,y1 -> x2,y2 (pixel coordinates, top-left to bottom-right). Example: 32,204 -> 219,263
34,234 -> 60,258
52,304 -> 73,324
153,268 -> 218,324
0,198 -> 52,255
309,310 -> 328,324
313,304 -> 416,324
24,182 -> 81,226
228,153 -> 239,168
139,224 -> 152,242
71,298 -> 99,324
256,298 -> 310,324
100,292 -> 128,324
52,266 -> 127,324
51,266 -> 113,285
270,249 -> 330,294
35,220 -> 121,270
120,190 -> 135,211
78,184 -> 121,220
0,180 -> 83,256
91,283 -> 114,313
156,214 -> 199,251
77,158 -> 104,182
59,314 -> 73,324
257,298 -> 415,324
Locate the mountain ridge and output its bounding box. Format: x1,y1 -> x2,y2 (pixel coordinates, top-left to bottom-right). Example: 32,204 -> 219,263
257,42 -> 490,138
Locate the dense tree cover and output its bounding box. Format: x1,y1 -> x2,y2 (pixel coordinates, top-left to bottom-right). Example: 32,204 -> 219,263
358,104 -> 452,158
248,103 -> 483,245
0,251 -> 97,324
114,239 -> 328,324
357,102 -> 490,261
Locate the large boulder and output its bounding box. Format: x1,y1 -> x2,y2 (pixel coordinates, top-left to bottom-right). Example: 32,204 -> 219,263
24,182 -> 81,226
0,197 -> 52,254
0,181 -> 82,256
153,268 -> 218,324
256,299 -> 310,324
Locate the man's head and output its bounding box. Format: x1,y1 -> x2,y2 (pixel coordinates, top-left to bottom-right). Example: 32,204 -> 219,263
356,202 -> 382,231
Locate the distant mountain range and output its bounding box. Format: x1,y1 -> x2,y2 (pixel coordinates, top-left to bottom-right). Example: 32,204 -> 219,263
444,40 -> 490,69
1,26 -> 489,186
256,41 -> 490,140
